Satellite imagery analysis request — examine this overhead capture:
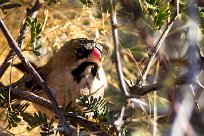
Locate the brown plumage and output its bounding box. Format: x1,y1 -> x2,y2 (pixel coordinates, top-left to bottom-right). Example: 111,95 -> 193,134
18,38 -> 107,111
40,38 -> 107,107
9,38 -> 107,136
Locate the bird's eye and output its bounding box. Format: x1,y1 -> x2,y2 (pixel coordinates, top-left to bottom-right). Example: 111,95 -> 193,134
75,47 -> 84,56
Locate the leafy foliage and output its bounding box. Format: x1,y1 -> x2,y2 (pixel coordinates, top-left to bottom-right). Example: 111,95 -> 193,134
76,96 -> 119,135
0,89 -> 19,129
153,3 -> 170,29
141,0 -> 204,32
0,88 -> 55,135
0,89 -> 30,129
0,0 -> 21,14
23,111 -> 54,136
6,102 -> 30,129
6,107 -> 21,129
25,17 -> 43,56
76,96 -> 108,120
142,0 -> 171,29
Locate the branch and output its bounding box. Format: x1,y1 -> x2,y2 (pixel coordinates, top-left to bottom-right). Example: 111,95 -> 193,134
130,73 -> 196,96
0,0 -> 42,79
0,18 -> 72,136
109,1 -> 128,135
136,12 -> 179,86
110,0 -> 129,96
1,87 -> 108,136
67,113 -> 108,136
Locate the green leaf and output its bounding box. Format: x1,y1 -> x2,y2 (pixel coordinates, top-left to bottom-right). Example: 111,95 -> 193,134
34,44 -> 43,50
26,17 -> 43,55
23,111 -> 54,134
160,3 -> 169,13
6,107 -> 22,129
26,17 -> 32,27
143,1 -> 157,10
49,117 -> 54,127
153,5 -> 170,30
76,95 -> 108,119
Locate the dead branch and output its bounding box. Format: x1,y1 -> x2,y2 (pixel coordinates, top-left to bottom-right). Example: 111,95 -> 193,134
0,18 -> 72,136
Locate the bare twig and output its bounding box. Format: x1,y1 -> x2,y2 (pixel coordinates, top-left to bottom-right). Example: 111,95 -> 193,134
1,87 -> 108,136
109,0 -> 129,96
136,13 -> 179,86
9,87 -> 55,110
0,18 -> 72,136
109,1 -> 129,135
0,0 -> 42,79
114,106 -> 125,136
130,73 -> 196,96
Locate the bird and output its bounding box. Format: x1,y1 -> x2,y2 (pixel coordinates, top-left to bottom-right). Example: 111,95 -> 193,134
16,38 -> 107,113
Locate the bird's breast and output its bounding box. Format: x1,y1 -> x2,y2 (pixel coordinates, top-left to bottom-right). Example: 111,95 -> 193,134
45,67 -> 107,107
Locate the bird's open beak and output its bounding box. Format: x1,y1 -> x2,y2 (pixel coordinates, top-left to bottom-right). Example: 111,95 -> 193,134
87,47 -> 102,66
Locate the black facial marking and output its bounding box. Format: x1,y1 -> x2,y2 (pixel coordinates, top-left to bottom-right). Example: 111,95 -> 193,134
75,46 -> 91,59
74,38 -> 103,60
71,62 -> 98,83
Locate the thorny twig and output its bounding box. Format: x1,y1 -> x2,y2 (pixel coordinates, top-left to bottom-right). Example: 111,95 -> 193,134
136,12 -> 179,86
0,87 -> 108,136
0,0 -> 42,79
0,18 -> 72,136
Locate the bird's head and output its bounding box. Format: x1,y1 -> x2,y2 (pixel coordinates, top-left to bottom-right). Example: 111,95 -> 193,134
49,38 -> 104,83
53,38 -> 102,67
71,38 -> 102,66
